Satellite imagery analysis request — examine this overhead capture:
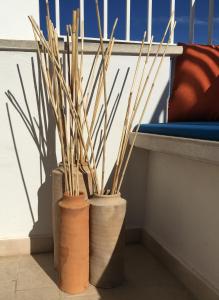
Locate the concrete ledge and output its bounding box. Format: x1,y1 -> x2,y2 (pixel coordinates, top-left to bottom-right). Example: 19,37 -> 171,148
142,229 -> 219,300
0,39 -> 183,56
130,132 -> 219,166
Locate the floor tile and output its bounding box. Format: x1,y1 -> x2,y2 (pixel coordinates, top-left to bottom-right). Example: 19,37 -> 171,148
1,245 -> 197,300
16,255 -> 58,291
16,268 -> 57,291
125,244 -> 180,287
15,287 -> 60,300
0,256 -> 19,281
0,280 -> 16,300
18,253 -> 53,271
96,284 -> 195,300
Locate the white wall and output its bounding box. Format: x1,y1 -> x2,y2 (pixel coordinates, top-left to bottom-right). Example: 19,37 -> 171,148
0,0 -> 39,40
122,147 -> 149,229
144,151 -> 219,291
0,49 -> 170,239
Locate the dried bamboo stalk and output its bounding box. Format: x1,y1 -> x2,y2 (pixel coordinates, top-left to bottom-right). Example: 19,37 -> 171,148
116,21 -> 176,192
95,0 -> 108,194
112,35 -> 154,192
31,32 -> 70,191
111,31 -> 147,194
86,17 -> 118,147
113,16 -> 173,193
88,37 -> 115,139
128,16 -> 173,131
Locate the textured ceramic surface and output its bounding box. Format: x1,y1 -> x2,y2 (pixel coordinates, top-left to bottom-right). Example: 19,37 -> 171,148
52,165 -> 93,269
89,194 -> 126,288
59,193 -> 89,294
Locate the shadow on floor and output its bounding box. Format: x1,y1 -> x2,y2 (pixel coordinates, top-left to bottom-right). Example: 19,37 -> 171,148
29,245 -> 196,300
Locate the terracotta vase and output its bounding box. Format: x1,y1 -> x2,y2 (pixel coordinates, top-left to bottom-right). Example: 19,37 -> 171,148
52,163 -> 93,269
59,192 -> 89,294
89,193 -> 126,288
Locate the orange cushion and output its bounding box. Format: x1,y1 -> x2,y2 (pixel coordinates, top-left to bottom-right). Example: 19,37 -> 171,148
168,44 -> 219,121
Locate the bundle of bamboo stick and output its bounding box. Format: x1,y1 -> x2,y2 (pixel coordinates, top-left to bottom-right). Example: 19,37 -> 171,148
111,16 -> 176,194
29,0 -> 175,196
29,0 -> 118,196
29,4 -> 95,196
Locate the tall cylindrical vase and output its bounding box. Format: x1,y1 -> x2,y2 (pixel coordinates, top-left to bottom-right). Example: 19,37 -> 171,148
52,164 -> 93,269
59,193 -> 89,294
89,193 -> 126,288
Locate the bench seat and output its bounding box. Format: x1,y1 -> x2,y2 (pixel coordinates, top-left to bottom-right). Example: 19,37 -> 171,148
137,122 -> 219,142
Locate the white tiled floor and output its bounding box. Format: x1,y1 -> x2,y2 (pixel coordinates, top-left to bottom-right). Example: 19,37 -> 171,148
0,245 -> 196,300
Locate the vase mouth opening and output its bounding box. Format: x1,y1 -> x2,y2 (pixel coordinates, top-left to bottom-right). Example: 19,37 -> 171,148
94,192 -> 121,198
64,191 -> 85,198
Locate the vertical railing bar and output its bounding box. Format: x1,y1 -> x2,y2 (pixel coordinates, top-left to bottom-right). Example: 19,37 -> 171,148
208,0 -> 214,44
170,0 -> 175,44
80,0 -> 85,38
103,0 -> 108,39
189,0 -> 195,43
147,0 -> 152,42
55,0 -> 60,36
126,0 -> 131,41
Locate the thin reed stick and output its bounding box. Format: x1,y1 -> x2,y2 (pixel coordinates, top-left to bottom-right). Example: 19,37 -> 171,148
112,35 -> 154,192
111,31 -> 147,194
88,37 -> 115,141
87,18 -> 118,142
113,15 -> 173,193
117,21 -> 176,192
95,0 -> 108,194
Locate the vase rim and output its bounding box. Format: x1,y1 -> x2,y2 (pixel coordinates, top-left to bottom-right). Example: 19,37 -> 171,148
64,191 -> 85,198
93,192 -> 121,198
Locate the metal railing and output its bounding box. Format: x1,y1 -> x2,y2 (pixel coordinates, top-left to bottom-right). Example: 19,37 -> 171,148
187,0 -> 215,44
53,0 -> 216,44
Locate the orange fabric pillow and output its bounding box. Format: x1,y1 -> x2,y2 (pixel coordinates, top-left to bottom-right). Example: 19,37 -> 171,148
168,44 -> 219,121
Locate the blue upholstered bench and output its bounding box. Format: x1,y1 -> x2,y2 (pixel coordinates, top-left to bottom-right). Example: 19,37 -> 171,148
137,122 -> 219,142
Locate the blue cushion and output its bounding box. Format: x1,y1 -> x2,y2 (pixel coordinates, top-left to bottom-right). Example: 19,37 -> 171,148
136,122 -> 219,141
